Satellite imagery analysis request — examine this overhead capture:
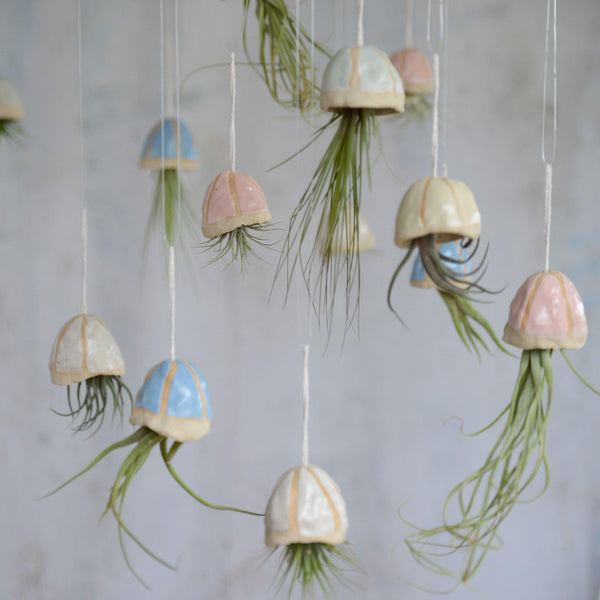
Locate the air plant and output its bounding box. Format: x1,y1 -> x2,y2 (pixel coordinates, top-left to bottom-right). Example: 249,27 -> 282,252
404,270 -> 599,584
0,77 -> 24,143
139,118 -> 199,260
277,45 -> 405,331
49,314 -> 132,434
388,176 -> 507,355
46,359 -> 262,587
242,0 -> 329,112
407,240 -> 512,357
265,466 -> 354,598
389,48 -> 433,122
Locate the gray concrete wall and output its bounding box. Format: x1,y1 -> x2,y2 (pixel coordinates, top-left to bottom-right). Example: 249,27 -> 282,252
2,0 -> 600,598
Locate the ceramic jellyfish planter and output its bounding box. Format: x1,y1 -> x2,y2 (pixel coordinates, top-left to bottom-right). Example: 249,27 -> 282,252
140,118 -> 199,170
405,270 -> 599,583
49,314 -> 131,432
325,209 -> 375,255
410,240 -> 471,289
389,48 -> 433,96
0,78 -> 24,121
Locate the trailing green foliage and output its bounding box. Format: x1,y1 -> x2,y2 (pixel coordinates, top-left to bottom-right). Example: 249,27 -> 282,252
404,349 -> 552,584
270,542 -> 356,599
200,223 -> 274,272
242,0 -> 329,112
391,95 -> 432,125
439,292 -> 514,358
56,375 -> 133,435
276,109 -> 376,332
560,349 -> 600,395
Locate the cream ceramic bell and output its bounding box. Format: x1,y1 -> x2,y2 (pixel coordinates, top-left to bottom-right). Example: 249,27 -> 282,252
389,48 -> 433,96
503,271 -> 588,350
325,209 -> 375,255
0,78 -> 24,121
265,465 -> 349,547
320,46 -> 405,114
394,177 -> 481,249
49,314 -> 125,386
202,170 -> 272,238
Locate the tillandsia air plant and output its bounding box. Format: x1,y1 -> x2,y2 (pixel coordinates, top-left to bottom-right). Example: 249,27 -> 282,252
389,48 -> 433,122
277,45 -> 405,331
403,270 -> 599,585
45,359 -> 262,588
0,77 -> 24,143
49,314 -> 133,434
408,240 -> 512,357
139,118 -> 199,260
388,176 -> 508,355
242,0 -> 329,112
265,466 -> 355,598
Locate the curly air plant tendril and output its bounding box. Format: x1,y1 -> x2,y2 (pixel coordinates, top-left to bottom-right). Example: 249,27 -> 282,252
242,0 -> 329,112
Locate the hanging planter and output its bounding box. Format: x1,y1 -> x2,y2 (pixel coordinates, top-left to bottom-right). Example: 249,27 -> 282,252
324,207 -> 375,256
404,270 -> 599,583
139,117 -> 199,254
49,314 -> 132,433
0,77 -> 24,141
242,0 -> 329,112
47,358 -> 260,587
387,176 -> 506,354
278,42 -> 404,329
389,48 -> 433,120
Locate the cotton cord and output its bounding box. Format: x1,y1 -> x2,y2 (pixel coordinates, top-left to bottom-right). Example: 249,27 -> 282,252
229,52 -> 236,172
405,0 -> 413,47
160,0 -> 166,234
431,52 -> 440,177
168,246 -> 176,360
441,0 -> 449,177
81,209 -> 88,314
541,0 -> 557,272
301,343 -> 310,467
357,0 -> 365,46
174,0 -> 182,216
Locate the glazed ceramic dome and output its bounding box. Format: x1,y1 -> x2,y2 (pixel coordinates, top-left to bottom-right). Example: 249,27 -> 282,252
139,118 -> 199,170
389,48 -> 433,96
0,78 -> 24,121
410,240 -> 472,289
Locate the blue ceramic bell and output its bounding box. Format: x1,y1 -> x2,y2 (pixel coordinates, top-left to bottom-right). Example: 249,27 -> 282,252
139,118 -> 199,170
410,240 -> 473,289
130,359 -> 212,442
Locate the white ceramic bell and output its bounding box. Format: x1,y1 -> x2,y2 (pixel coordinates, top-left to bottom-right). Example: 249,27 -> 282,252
265,466 -> 349,547
0,78 -> 24,121
49,314 -> 125,386
325,208 -> 375,255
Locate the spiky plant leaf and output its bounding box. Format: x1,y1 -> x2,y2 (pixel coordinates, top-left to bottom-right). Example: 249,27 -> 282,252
403,349 -> 552,584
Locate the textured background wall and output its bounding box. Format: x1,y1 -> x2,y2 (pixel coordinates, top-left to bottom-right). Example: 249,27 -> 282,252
2,0 -> 600,598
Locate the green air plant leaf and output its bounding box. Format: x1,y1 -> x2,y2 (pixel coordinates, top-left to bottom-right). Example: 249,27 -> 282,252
199,223 -> 274,272
242,0 -> 329,113
391,95 -> 432,125
0,119 -> 24,143
439,292 -> 515,358
276,109 -> 377,332
403,349 -> 552,584
54,375 -> 133,435
269,542 -> 356,599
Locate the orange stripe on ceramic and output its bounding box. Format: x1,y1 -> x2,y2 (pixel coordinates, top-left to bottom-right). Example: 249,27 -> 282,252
502,271 -> 588,350
389,48 -> 433,96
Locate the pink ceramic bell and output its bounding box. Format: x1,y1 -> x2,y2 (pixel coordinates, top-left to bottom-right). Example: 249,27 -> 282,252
389,48 -> 433,96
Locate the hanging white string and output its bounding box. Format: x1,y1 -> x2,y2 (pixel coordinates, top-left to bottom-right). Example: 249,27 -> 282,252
405,0 -> 413,48
542,0 -> 557,272
168,246 -> 176,360
441,0 -> 449,178
76,0 -> 87,314
357,0 -> 365,46
160,0 -> 166,241
427,0 -> 444,177
229,52 -> 236,172
301,343 -> 311,467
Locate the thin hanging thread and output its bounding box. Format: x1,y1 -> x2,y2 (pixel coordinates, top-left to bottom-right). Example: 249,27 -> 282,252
542,0 -> 557,272
405,0 -> 413,47
427,0 -> 444,177
310,0 -> 315,116
160,0 -> 167,245
441,0 -> 449,177
229,52 -> 236,172
76,0 -> 87,314
295,0 -> 300,116
357,0 -> 365,46
301,343 -> 310,467
168,247 -> 176,360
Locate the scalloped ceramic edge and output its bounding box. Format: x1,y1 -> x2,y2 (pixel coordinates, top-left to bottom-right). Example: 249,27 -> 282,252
0,78 -> 24,121
139,118 -> 199,170
202,170 -> 272,238
49,314 -> 125,386
394,177 -> 481,249
503,270 -> 588,350
325,209 -> 375,255
130,359 -> 212,442
410,240 -> 473,289
389,48 -> 433,96
320,46 -> 405,115
265,465 -> 349,546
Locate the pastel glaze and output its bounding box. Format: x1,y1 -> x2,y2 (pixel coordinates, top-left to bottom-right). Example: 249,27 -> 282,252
410,240 -> 473,289
139,118 -> 199,170
326,209 -> 375,254
503,271 -> 588,350
0,78 -> 24,121
49,314 -> 125,386
202,170 -> 272,238
394,177 -> 481,249
389,48 -> 433,96
130,359 -> 212,442
265,465 -> 349,547
320,46 -> 405,115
